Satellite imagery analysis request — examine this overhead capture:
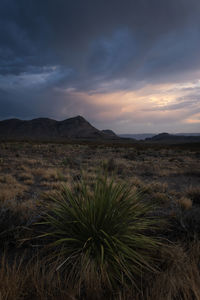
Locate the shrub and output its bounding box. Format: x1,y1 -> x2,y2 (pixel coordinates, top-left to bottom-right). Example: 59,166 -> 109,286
182,207 -> 200,237
147,242 -> 200,300
169,206 -> 200,241
102,158 -> 116,173
178,197 -> 193,210
40,176 -> 163,298
0,206 -> 24,248
186,187 -> 200,205
102,158 -> 126,176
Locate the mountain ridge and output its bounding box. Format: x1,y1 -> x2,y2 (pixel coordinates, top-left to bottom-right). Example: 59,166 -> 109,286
0,116 -> 118,140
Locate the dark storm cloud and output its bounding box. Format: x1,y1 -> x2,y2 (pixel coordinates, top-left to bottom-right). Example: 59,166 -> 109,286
0,0 -> 200,129
1,0 -> 200,76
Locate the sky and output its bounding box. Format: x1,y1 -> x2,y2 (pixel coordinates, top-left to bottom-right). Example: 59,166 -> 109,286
0,0 -> 200,133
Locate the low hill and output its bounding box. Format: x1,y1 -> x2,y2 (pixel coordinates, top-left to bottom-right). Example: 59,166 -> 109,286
119,133 -> 155,140
101,129 -> 118,137
145,133 -> 200,143
0,116 -> 117,140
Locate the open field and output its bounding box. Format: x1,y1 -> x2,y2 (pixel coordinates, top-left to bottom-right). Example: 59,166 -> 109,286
0,141 -> 200,299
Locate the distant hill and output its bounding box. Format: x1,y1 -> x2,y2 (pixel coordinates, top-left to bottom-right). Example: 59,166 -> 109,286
175,133 -> 200,136
119,132 -> 200,141
145,133 -> 200,143
119,134 -> 155,140
101,129 -> 118,137
0,116 -> 118,140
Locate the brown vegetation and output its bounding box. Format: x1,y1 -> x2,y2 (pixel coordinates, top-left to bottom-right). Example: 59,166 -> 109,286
0,141 -> 200,299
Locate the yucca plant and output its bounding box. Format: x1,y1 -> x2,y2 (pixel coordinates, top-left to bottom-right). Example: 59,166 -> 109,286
41,176 -> 163,297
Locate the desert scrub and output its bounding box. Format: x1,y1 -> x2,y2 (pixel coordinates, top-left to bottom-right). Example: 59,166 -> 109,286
0,253 -> 76,300
0,205 -> 25,248
40,176 -> 163,298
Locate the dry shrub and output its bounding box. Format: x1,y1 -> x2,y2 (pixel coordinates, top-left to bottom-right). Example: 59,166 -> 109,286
130,176 -> 142,188
147,182 -> 168,193
23,178 -> 34,185
0,196 -> 41,248
14,198 -> 41,220
147,242 -> 200,300
1,243 -> 200,300
181,207 -> 200,237
152,192 -> 170,206
102,157 -> 117,173
178,197 -> 193,210
32,168 -> 58,181
102,158 -> 128,175
0,188 -> 18,203
123,150 -> 137,161
157,168 -> 172,177
183,165 -> 200,177
0,253 -> 75,300
0,255 -> 27,300
0,181 -> 28,203
17,172 -> 34,181
0,174 -> 17,185
61,156 -> 81,168
186,186 -> 200,205
0,206 -> 26,250
39,180 -> 58,188
16,164 -> 32,172
21,158 -> 40,167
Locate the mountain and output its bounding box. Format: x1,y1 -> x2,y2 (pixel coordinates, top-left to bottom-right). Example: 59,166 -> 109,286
0,116 -> 117,140
145,133 -> 200,143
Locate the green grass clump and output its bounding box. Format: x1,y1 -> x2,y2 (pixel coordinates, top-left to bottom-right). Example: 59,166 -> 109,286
42,176 -> 162,297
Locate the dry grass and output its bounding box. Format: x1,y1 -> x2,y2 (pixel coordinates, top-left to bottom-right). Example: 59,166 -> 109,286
0,253 -> 76,300
0,141 -> 199,218
32,168 -> 59,181
178,197 -> 193,210
0,255 -> 27,300
147,241 -> 200,300
152,192 -> 170,205
0,242 -> 200,300
17,171 -> 34,181
0,141 -> 199,299
0,174 -> 18,185
0,183 -> 28,203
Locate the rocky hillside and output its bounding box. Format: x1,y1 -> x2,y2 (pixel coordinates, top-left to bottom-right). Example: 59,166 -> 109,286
0,116 -> 117,140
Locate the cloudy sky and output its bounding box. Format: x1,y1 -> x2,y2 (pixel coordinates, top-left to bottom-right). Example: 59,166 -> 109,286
1,0 -> 200,133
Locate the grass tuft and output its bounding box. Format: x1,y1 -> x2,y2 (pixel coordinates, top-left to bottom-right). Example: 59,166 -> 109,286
41,176 -> 163,297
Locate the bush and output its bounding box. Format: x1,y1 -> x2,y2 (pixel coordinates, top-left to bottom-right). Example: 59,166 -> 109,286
0,206 -> 24,248
186,187 -> 200,205
41,176 -> 163,298
102,158 -> 116,173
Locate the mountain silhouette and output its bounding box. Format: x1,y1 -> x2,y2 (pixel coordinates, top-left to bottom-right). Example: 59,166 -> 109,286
0,116 -> 118,140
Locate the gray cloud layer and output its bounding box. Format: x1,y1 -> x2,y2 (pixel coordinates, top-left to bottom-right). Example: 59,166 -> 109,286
0,0 -> 200,132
